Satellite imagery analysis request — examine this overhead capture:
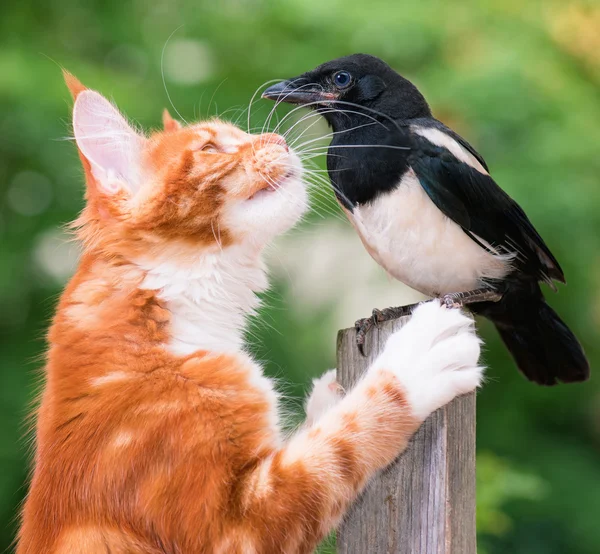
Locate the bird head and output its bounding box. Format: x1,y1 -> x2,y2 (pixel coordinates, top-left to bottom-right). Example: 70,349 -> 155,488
262,54 -> 431,129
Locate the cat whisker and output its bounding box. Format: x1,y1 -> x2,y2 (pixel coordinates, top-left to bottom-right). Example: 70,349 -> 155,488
256,171 -> 325,223
264,81 -> 324,136
258,164 -> 347,223
313,99 -> 405,132
213,104 -> 245,124
246,79 -> 285,134
210,219 -> 224,252
207,78 -> 229,118
272,102 -> 386,137
299,170 -> 354,214
245,79 -> 292,163
298,144 -> 411,155
288,120 -> 379,153
161,27 -> 189,125
277,105 -> 327,138
278,107 -> 349,143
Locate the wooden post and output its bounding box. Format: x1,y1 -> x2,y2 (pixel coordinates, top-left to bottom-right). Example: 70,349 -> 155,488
336,317 -> 476,554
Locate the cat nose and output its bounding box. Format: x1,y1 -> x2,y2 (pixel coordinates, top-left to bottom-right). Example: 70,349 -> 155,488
257,133 -> 289,151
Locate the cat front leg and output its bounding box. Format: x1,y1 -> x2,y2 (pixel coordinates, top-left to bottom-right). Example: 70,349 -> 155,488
304,369 -> 344,427
239,300 -> 483,553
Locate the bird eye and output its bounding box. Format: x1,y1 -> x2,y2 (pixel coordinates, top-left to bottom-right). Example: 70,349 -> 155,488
333,71 -> 352,89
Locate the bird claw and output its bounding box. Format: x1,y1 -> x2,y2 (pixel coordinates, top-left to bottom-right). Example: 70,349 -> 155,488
442,294 -> 463,310
355,306 -> 414,356
371,308 -> 385,324
355,314 -> 378,356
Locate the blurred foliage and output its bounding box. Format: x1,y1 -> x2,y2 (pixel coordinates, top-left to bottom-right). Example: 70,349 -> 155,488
1,0 -> 600,552
477,453 -> 548,553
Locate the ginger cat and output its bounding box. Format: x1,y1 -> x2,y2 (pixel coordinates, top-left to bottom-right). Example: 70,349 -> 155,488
17,73 -> 484,554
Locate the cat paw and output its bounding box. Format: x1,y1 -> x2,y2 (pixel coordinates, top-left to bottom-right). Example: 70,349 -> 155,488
376,300 -> 483,421
305,369 -> 344,426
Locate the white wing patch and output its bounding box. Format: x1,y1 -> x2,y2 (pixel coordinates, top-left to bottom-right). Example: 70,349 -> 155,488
411,126 -> 489,175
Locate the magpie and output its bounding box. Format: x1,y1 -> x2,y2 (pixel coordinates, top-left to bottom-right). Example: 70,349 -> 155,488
263,53 -> 589,385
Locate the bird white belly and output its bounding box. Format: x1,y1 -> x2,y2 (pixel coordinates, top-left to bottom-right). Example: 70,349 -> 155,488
348,169 -> 511,296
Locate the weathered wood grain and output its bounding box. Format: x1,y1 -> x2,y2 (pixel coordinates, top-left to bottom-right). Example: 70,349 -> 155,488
336,317 -> 476,554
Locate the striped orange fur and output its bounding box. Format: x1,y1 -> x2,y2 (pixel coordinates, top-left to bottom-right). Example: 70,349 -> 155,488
17,74 -> 483,553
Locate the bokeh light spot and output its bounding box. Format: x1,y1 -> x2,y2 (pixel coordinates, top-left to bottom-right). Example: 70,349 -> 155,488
6,171 -> 53,216
163,39 -> 216,85
33,228 -> 80,285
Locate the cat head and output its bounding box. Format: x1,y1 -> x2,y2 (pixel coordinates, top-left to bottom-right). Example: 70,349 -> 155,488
64,72 -> 307,262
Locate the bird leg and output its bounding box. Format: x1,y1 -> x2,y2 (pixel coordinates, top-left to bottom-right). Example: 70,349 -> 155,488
355,288 -> 503,356
441,288 -> 503,309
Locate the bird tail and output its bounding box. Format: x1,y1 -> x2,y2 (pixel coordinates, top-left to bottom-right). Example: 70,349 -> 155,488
474,285 -> 589,385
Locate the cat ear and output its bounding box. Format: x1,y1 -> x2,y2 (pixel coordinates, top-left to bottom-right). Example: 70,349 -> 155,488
162,109 -> 182,132
72,90 -> 146,196
63,70 -> 87,100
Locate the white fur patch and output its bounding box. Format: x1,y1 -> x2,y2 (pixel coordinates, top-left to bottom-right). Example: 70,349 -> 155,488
305,369 -> 344,426
137,245 -> 268,355
350,169 -> 512,296
221,155 -> 308,247
112,430 -> 134,448
214,535 -> 257,554
374,300 -> 483,422
244,357 -> 283,441
280,427 -> 328,469
90,371 -> 133,387
249,455 -> 273,500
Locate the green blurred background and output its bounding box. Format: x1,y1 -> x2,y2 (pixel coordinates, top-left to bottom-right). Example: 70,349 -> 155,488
1,0 -> 599,552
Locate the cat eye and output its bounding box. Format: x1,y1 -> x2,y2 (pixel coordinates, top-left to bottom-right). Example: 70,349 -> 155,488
333,71 -> 352,89
200,143 -> 219,153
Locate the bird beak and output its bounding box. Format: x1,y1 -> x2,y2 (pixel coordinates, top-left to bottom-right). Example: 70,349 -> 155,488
262,80 -> 337,106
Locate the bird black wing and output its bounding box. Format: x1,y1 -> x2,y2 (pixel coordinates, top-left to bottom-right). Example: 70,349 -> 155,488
408,131 -> 565,285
